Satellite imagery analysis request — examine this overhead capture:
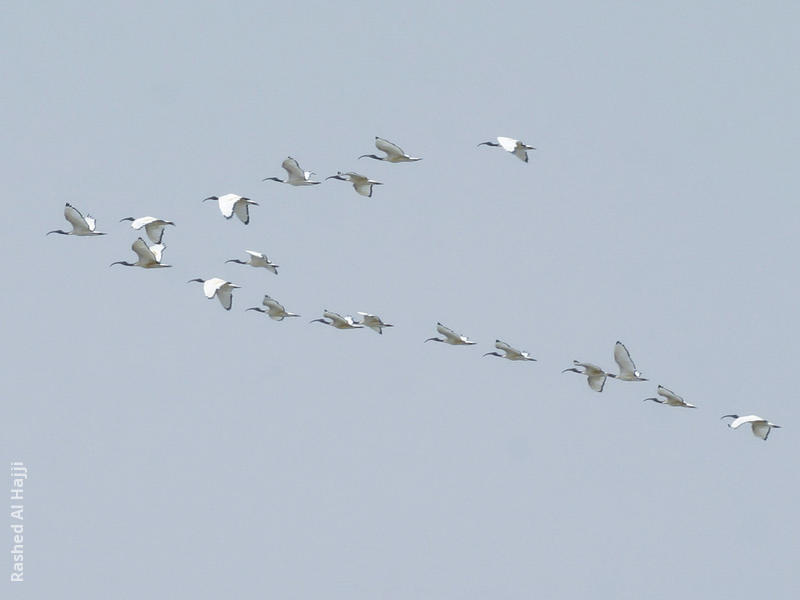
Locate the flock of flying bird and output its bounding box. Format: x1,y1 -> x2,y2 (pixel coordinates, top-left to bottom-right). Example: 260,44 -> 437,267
46,135 -> 782,442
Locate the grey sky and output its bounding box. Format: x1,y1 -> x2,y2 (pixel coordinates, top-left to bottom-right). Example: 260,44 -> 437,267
4,2 -> 800,598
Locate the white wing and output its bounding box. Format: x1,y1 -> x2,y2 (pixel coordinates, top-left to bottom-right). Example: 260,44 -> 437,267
354,181 -> 374,197
511,143 -> 529,163
436,322 -> 459,341
657,385 -> 683,404
375,137 -> 405,159
64,204 -> 88,231
323,311 -> 348,327
751,421 -> 772,440
84,214 -> 98,232
282,157 -> 306,182
143,220 -> 168,244
614,341 -> 639,377
131,238 -> 157,264
149,243 -> 165,263
216,284 -> 236,310
217,194 -> 240,218
729,415 -> 764,430
233,198 -> 251,224
496,137 -> 518,152
588,373 -> 607,392
202,277 -> 227,299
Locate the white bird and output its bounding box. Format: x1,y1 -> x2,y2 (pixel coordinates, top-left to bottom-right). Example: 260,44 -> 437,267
643,385 -> 696,408
187,277 -> 240,310
110,237 -> 170,269
47,203 -> 106,236
477,136 -> 535,163
119,216 -> 175,244
325,171 -> 383,197
202,194 -> 259,224
425,322 -> 476,345
721,414 -> 782,441
225,250 -> 278,274
562,361 -> 608,392
359,137 -> 421,163
357,312 -> 394,334
608,341 -> 648,381
262,157 -> 321,186
310,310 -> 363,329
483,339 -> 536,361
246,295 -> 300,321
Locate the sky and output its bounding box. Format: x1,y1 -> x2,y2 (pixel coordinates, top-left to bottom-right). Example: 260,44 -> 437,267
3,2 -> 800,598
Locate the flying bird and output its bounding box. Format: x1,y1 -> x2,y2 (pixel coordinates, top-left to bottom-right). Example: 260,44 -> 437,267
246,295 -> 300,321
110,238 -> 170,269
477,136 -> 535,163
643,385 -> 696,408
608,341 -> 648,381
483,340 -> 536,361
721,414 -> 782,441
359,137 -> 421,162
119,216 -> 175,244
357,312 -> 394,334
310,310 -> 364,329
562,361 -> 608,392
262,157 -> 321,186
187,277 -> 240,310
47,203 -> 106,236
225,250 -> 278,274
325,172 -> 383,197
202,194 -> 258,224
425,322 -> 476,345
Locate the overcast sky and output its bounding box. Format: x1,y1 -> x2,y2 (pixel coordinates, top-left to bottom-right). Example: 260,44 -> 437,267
4,2 -> 800,598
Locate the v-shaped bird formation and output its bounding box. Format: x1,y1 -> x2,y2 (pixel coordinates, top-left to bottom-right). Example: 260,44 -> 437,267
48,135 -> 783,442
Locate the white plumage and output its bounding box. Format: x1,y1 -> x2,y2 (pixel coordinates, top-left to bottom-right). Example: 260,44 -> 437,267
425,322 -> 476,345
359,137 -> 421,162
310,310 -> 364,329
47,203 -> 106,236
562,360 -> 608,392
110,237 -> 170,269
483,339 -> 536,361
226,250 -> 278,274
263,157 -> 321,186
608,341 -> 648,382
246,295 -> 300,321
721,414 -> 782,441
477,136 -> 535,162
187,277 -> 240,310
119,216 -> 175,244
203,194 -> 259,224
357,312 -> 394,334
643,385 -> 696,408
325,171 -> 383,197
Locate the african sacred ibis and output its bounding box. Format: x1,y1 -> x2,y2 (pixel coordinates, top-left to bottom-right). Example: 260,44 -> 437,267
608,341 -> 648,381
643,386 -> 696,408
119,216 -> 175,244
359,137 -> 421,162
262,157 -> 321,186
357,312 -> 394,334
562,361 -> 608,392
477,136 -> 535,163
226,250 -> 278,274
483,340 -> 536,361
425,322 -> 476,345
187,277 -> 240,310
246,295 -> 300,321
721,414 -> 782,441
47,203 -> 105,236
110,238 -> 170,269
202,194 -> 259,224
325,172 -> 383,197
310,310 -> 363,329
